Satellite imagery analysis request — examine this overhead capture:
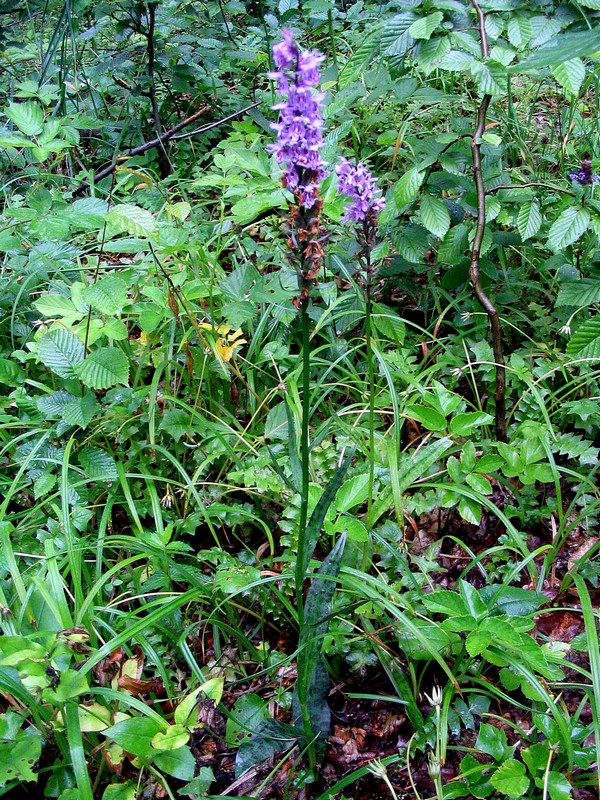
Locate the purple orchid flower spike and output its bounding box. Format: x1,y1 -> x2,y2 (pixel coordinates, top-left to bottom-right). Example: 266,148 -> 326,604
335,157 -> 385,224
569,158 -> 599,186
269,29 -> 328,209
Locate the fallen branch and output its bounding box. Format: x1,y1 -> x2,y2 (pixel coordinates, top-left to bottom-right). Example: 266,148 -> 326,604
73,101 -> 259,195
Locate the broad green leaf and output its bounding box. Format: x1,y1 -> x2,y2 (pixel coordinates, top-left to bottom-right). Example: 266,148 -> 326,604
43,669 -> 89,703
78,446 -> 118,481
106,204 -> 157,237
82,275 -> 128,315
516,27 -> 600,71
230,193 -> 285,225
566,317 -> 600,359
334,473 -> 369,513
226,694 -> 269,747
37,328 -> 85,378
517,199 -> 542,241
0,133 -> 33,147
420,194 -> 451,238
546,771 -> 573,800
394,168 -> 425,207
5,101 -> 44,136
552,58 -> 586,95
409,12 -> 443,40
422,590 -> 468,617
465,472 -> 493,495
74,348 -> 129,389
153,745 -> 196,780
104,717 -> 164,758
490,759 -> 530,798
476,722 -> 512,761
102,784 -> 136,800
34,294 -> 80,320
547,207 -> 590,251
0,734 -> 42,784
151,724 -> 190,751
406,404 -> 447,431
450,412 -> 493,436
34,472 -> 57,499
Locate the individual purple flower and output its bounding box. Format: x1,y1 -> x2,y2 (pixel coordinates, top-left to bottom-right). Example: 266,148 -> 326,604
335,157 -> 385,223
569,158 -> 598,186
269,29 -> 327,209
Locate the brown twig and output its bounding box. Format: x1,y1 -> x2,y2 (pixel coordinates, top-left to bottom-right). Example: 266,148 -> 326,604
73,103 -> 263,196
470,0 -> 506,442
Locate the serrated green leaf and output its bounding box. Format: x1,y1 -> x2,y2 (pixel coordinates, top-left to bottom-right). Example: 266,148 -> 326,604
34,472 -> 57,499
470,59 -> 506,95
465,472 -> 493,496
409,12 -> 443,40
458,496 -> 481,525
106,204 -> 156,237
556,279 -> 600,307
566,317 -> 600,359
82,275 -> 128,315
420,194 -> 451,238
78,446 -> 118,481
547,206 -> 591,251
553,58 -> 586,95
476,722 -> 512,760
0,133 -> 33,147
466,629 -> 492,657
61,393 -> 98,429
338,27 -> 382,88
5,101 -> 44,136
517,199 -> 542,241
516,27 -> 600,71
506,16 -> 531,49
490,759 -> 530,798
394,168 -> 425,207
74,348 -> 129,389
438,49 -> 474,71
37,328 -> 85,378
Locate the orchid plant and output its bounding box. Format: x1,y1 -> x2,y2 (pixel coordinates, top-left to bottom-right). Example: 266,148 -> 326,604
250,29 -> 388,777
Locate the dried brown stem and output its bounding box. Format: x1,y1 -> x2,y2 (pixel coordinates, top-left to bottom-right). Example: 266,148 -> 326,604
469,0 -> 506,441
